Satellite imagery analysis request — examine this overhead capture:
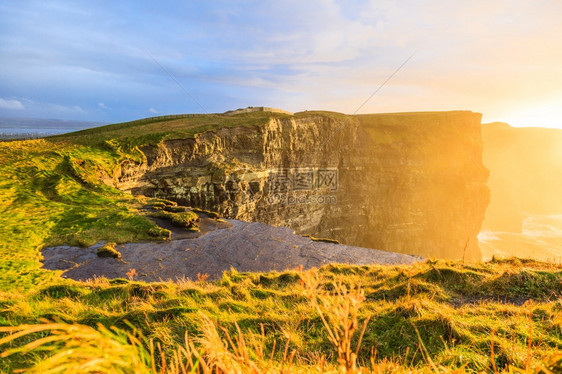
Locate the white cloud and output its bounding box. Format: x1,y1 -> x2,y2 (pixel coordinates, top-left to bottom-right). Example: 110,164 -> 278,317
98,102 -> 108,109
49,104 -> 86,114
149,108 -> 158,114
0,98 -> 24,110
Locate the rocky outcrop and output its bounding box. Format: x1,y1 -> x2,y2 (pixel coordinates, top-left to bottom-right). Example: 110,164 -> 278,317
42,220 -> 422,282
115,111 -> 489,260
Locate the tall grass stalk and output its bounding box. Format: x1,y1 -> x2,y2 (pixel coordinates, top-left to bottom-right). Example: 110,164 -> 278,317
300,270 -> 371,373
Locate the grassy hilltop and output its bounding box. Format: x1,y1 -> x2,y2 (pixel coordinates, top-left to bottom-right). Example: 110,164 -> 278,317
0,112 -> 561,372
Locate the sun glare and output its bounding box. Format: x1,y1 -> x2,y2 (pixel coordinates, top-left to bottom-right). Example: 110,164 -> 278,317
499,96 -> 562,129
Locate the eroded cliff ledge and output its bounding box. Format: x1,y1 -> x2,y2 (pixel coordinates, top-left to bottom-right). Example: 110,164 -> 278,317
115,111 -> 489,261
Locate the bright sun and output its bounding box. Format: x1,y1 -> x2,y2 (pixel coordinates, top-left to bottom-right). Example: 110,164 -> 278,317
499,96 -> 562,129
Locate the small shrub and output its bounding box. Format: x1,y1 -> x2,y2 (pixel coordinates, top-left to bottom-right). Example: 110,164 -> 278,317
169,211 -> 198,227
126,268 -> 137,281
147,226 -> 171,240
96,242 -> 121,259
149,210 -> 199,228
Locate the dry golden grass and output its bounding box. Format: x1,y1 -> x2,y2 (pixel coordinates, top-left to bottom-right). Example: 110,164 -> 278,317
2,266 -> 561,373
300,269 -> 371,373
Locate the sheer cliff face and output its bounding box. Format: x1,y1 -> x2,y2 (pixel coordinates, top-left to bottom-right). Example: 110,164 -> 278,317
482,122 -> 562,232
116,111 -> 489,261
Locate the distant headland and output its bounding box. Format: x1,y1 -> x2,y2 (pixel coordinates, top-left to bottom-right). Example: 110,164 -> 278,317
223,106 -> 293,116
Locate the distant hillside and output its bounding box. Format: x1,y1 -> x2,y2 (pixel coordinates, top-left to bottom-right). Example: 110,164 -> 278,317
482,122 -> 562,231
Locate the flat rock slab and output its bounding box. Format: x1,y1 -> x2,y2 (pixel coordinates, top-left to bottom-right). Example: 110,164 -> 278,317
42,220 -> 423,282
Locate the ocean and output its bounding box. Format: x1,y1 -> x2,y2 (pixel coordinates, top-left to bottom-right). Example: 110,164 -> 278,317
0,127 -> 71,135
0,117 -> 106,139
479,214 -> 562,262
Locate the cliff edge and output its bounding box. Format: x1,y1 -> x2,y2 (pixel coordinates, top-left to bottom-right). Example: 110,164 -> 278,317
114,110 -> 489,261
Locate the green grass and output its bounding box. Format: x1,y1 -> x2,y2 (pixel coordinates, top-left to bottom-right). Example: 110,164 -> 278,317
0,139 -> 167,291
51,111 -> 288,151
149,210 -> 199,228
0,260 -> 560,372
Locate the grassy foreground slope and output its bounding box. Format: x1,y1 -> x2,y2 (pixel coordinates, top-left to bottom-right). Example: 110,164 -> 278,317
0,113 -> 560,372
1,260 -> 561,372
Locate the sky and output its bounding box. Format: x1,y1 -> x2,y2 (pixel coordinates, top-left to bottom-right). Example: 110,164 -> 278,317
0,0 -> 561,128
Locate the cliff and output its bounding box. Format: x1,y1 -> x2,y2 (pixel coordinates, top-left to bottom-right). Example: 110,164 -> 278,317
481,122 -> 562,232
115,111 -> 489,260
223,106 -> 294,116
